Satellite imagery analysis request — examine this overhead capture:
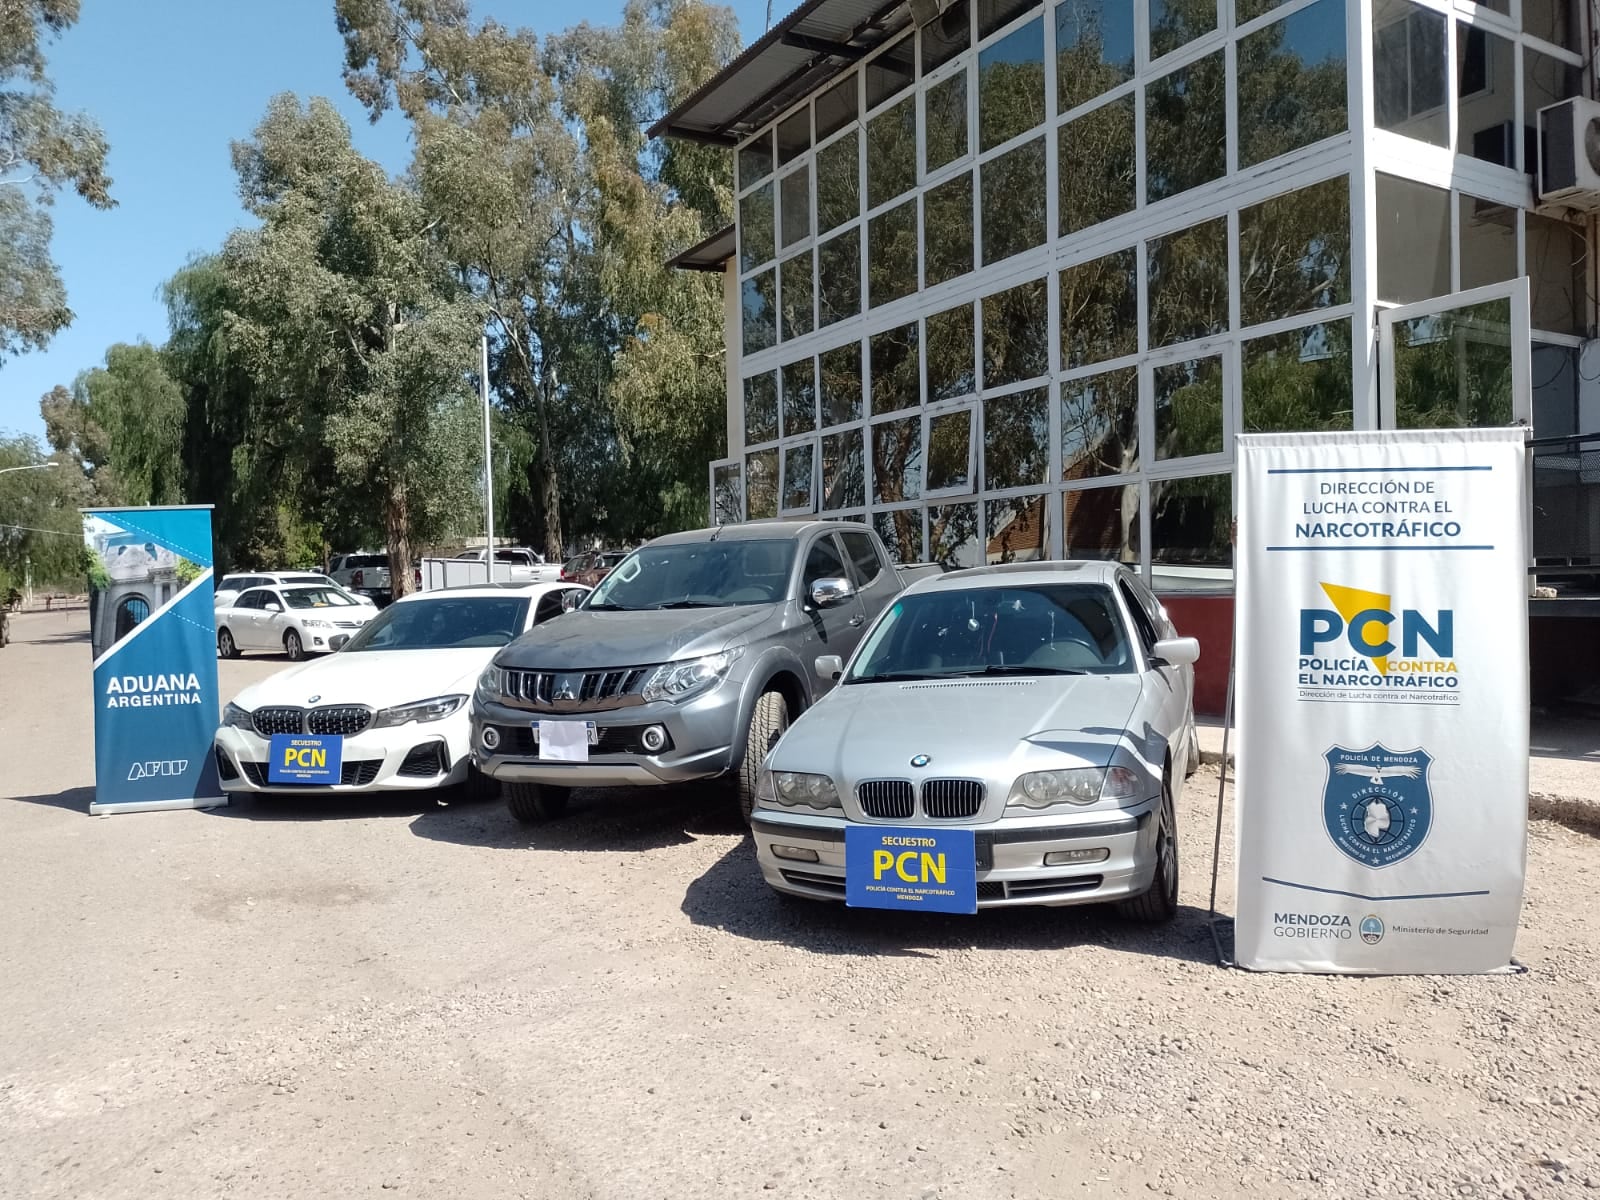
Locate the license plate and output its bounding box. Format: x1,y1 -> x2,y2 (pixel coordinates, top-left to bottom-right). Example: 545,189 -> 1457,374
266,733 -> 344,785
535,720 -> 598,762
844,827 -> 977,914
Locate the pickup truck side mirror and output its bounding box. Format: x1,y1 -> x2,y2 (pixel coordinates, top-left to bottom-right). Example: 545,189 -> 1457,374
814,654 -> 843,682
1151,636 -> 1200,667
809,577 -> 856,609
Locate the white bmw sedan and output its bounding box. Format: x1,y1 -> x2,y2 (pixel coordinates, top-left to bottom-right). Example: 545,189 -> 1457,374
214,582 -> 588,797
751,562 -> 1200,920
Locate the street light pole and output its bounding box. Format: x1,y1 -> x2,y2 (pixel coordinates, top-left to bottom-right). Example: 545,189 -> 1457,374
0,462 -> 59,476
480,334 -> 496,584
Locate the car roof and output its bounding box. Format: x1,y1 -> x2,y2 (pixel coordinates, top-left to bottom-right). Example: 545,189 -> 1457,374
899,560 -> 1126,596
649,520 -> 865,547
391,581 -> 586,603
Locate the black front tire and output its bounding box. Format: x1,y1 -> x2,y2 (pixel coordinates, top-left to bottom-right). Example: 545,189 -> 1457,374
1118,772 -> 1179,924
506,781 -> 569,824
734,689 -> 790,825
217,628 -> 239,659
284,630 -> 304,661
464,764 -> 500,803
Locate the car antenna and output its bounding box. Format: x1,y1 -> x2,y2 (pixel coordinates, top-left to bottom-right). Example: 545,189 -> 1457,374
709,521 -> 726,541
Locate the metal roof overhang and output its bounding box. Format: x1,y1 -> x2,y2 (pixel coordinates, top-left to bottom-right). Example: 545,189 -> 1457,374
665,223 -> 737,272
648,0 -> 911,147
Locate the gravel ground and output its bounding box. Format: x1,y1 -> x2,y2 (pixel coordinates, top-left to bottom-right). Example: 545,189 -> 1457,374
2,609 -> 1598,1199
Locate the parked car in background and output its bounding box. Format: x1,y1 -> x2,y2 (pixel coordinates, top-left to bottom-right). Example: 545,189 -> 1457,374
567,550 -> 630,588
214,581 -> 589,800
470,520 -> 903,825
329,553 -> 393,605
449,547 -> 562,583
750,562 -> 1201,920
214,571 -> 375,609
216,583 -> 378,661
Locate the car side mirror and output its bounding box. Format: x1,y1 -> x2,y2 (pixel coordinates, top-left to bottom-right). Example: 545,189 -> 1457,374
329,634 -> 350,651
1151,636 -> 1200,667
814,654 -> 843,682
809,577 -> 856,608
266,603 -> 282,613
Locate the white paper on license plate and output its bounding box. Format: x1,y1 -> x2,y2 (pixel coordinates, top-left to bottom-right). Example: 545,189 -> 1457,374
536,720 -> 596,761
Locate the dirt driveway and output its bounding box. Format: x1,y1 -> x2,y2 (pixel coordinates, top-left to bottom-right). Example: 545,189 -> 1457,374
1,609 -> 1597,1199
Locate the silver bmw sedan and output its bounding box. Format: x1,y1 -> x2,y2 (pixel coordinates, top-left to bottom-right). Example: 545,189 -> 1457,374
750,561 -> 1200,920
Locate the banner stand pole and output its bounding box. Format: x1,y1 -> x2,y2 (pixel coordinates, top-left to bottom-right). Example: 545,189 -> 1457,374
1206,641 -> 1236,969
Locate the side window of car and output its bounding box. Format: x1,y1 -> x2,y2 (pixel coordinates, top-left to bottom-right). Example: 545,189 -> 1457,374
263,591 -> 284,612
1117,579 -> 1159,659
235,589 -> 259,610
1128,575 -> 1171,641
802,535 -> 848,592
839,531 -> 883,587
533,592 -> 564,624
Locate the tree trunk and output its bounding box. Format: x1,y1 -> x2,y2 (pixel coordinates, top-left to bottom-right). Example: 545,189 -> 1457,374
384,480 -> 413,600
536,373 -> 563,561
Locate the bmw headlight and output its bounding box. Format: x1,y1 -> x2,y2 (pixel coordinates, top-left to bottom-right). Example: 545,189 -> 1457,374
222,702 -> 252,730
770,770 -> 842,811
372,695 -> 467,728
641,648 -> 743,704
1007,766 -> 1142,809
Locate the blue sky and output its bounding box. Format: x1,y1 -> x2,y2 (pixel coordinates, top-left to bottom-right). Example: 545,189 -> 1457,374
2,0 -> 773,441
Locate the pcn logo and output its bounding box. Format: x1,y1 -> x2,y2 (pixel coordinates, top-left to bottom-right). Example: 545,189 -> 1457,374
128,759 -> 188,781
1299,582 -> 1453,673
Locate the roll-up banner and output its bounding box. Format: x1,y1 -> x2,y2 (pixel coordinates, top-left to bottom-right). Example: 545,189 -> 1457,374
1234,429 -> 1528,974
82,506 -> 226,814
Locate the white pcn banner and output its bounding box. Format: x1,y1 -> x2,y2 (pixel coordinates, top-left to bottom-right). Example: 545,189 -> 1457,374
1234,428 -> 1528,974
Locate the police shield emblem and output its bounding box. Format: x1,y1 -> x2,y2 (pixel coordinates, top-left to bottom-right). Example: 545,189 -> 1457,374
1322,744 -> 1434,868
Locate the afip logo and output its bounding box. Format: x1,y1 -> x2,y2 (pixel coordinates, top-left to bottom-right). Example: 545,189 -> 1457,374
1299,583 -> 1453,674
1359,915 -> 1385,945
1322,744 -> 1434,868
128,759 -> 189,781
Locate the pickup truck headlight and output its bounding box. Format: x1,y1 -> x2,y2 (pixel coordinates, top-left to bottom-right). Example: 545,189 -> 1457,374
771,770 -> 842,811
477,666 -> 507,704
222,702 -> 252,730
641,648 -> 742,704
372,695 -> 467,728
1007,766 -> 1142,809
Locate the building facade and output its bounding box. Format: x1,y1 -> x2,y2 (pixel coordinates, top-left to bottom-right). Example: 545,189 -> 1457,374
658,0 -> 1597,602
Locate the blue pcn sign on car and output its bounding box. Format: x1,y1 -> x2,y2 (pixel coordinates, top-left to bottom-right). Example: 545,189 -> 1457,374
845,827 -> 977,914
267,734 -> 343,785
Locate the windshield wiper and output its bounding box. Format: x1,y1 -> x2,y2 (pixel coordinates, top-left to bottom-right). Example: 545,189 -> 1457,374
585,601 -> 632,611
844,670 -> 949,684
957,664 -> 1088,677
653,600 -> 723,609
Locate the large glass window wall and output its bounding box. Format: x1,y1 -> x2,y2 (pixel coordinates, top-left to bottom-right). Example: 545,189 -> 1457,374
717,0 -> 1590,585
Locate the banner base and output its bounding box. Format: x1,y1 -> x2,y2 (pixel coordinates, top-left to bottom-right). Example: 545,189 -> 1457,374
90,795 -> 229,816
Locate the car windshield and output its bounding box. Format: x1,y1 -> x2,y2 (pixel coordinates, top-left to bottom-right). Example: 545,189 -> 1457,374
282,587 -> 359,609
283,574 -> 333,586
340,596 -> 531,651
598,553 -> 627,567
584,540 -> 794,610
343,555 -> 386,568
847,584 -> 1134,681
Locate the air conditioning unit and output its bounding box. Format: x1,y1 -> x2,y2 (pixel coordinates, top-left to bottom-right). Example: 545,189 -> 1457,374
1537,97 -> 1600,212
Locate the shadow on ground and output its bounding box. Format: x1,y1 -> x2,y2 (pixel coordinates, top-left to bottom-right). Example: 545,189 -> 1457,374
207,791 -> 445,821
681,839 -> 1226,964
7,785 -> 96,813
11,627 -> 90,647
409,783 -> 744,852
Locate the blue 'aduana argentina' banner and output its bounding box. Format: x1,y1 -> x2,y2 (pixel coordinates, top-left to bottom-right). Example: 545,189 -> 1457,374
83,506 -> 225,814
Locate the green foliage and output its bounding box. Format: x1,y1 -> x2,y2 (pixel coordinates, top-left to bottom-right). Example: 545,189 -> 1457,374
0,434 -> 86,591
0,0 -> 114,362
174,557 -> 202,585
69,343 -> 186,506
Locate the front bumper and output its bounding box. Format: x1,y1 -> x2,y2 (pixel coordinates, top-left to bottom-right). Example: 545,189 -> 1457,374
751,800 -> 1160,909
213,721 -> 470,794
470,687 -> 740,788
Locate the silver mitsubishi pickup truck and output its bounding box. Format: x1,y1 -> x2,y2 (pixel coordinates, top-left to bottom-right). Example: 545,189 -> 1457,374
468,520 -> 918,824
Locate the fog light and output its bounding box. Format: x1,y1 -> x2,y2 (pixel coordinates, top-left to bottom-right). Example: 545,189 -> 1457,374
640,724 -> 667,753
1044,847 -> 1111,866
481,725 -> 501,751
770,844 -> 819,863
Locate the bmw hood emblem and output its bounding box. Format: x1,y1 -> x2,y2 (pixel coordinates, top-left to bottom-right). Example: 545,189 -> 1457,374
910,754 -> 931,768
307,695 -> 321,703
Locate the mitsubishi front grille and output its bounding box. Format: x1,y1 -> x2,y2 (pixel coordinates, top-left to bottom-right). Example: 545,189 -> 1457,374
500,668 -> 649,711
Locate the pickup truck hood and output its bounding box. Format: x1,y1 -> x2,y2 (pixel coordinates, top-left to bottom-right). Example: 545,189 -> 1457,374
773,673 -> 1152,782
493,605 -> 779,670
